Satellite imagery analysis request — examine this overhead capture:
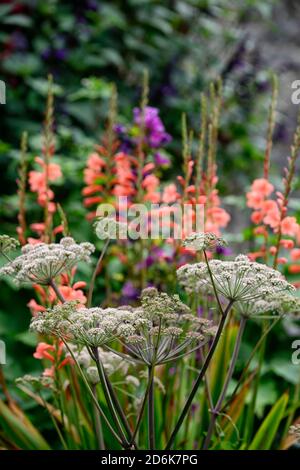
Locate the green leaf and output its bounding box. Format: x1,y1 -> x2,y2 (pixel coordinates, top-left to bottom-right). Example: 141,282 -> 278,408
249,393 -> 289,450
270,358 -> 300,385
15,331 -> 37,348
0,400 -> 50,450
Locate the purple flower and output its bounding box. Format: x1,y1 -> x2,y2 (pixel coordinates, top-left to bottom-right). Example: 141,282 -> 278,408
216,245 -> 232,256
86,0 -> 98,10
197,306 -> 204,317
41,47 -> 68,62
114,124 -> 127,134
121,281 -> 139,301
133,106 -> 171,149
55,48 -> 68,61
154,152 -> 170,167
114,124 -> 134,153
11,32 -> 28,51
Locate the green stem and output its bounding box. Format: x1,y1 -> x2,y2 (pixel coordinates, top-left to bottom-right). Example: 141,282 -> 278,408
92,347 -> 130,448
223,315 -> 282,411
130,363 -> 155,446
87,239 -> 110,308
62,339 -> 125,447
103,367 -> 137,448
244,321 -> 267,443
1,252 -> 12,263
165,299 -> 234,450
49,279 -> 66,303
92,384 -> 105,450
204,250 -> 224,316
203,316 -> 246,449
148,366 -> 155,449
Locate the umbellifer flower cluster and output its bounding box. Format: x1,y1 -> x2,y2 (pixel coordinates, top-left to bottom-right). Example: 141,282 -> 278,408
30,301 -> 138,347
235,292 -> 300,319
16,374 -> 55,390
117,287 -> 216,366
0,235 -> 19,256
30,288 -> 215,367
67,344 -> 131,385
177,255 -> 294,303
0,237 -> 95,285
182,232 -> 227,252
289,424 -> 300,441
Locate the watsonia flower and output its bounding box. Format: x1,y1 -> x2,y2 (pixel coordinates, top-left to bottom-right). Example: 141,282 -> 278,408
177,255 -> 294,303
0,237 -> 94,285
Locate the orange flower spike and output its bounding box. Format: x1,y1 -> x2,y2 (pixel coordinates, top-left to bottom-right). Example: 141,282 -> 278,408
33,342 -> 55,362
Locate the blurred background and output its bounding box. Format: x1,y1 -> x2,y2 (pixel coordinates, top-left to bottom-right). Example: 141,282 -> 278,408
0,0 -> 300,437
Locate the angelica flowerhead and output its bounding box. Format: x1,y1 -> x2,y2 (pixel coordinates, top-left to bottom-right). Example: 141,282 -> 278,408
177,255 -> 294,304
0,237 -> 94,285
235,292 -> 300,319
289,424 -> 300,441
182,232 -> 227,252
119,287 -> 216,366
61,342 -> 132,385
30,301 -> 137,348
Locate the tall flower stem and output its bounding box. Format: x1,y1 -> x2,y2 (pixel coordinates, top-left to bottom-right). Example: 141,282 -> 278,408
92,384 -> 105,450
62,339 -> 125,447
244,324 -> 267,443
87,238 -> 110,308
92,347 -> 130,448
49,279 -> 66,303
223,315 -> 282,409
202,316 -> 246,449
165,299 -> 234,450
203,250 -> 224,316
103,367 -> 137,449
130,363 -> 155,446
130,320 -> 162,447
148,366 -> 155,449
1,252 -> 12,263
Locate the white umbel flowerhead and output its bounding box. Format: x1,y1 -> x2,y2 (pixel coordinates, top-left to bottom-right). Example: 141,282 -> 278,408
235,292 -> 300,319
119,287 -> 216,366
66,344 -> 130,385
0,235 -> 19,256
177,255 -> 294,303
289,424 -> 300,441
30,301 -> 138,348
182,232 -> 227,252
0,237 -> 95,285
